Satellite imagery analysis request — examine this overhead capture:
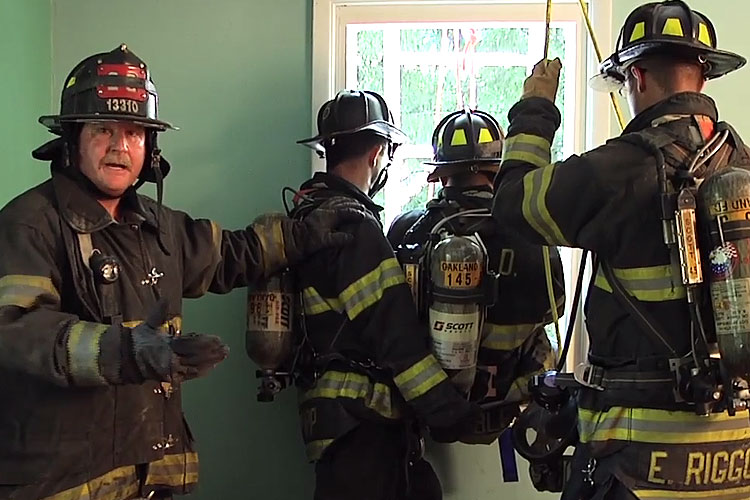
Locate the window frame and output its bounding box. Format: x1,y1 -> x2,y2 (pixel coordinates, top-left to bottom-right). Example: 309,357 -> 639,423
311,0 -> 618,368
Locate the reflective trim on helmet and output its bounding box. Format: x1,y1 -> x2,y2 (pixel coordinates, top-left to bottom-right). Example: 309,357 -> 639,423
593,264 -> 686,302
521,164 -> 570,246
662,17 -> 685,37
394,354 -> 448,401
578,407 -> 750,445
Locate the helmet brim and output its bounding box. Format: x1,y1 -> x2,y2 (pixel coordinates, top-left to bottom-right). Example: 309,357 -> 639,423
39,113 -> 177,132
297,121 -> 408,154
590,41 -> 746,93
425,161 -> 500,183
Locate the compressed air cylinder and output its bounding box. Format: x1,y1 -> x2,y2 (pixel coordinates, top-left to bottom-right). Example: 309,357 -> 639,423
699,166 -> 750,379
428,234 -> 485,395
246,272 -> 295,373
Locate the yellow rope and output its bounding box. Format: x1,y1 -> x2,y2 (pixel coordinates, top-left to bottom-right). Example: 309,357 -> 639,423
543,246 -> 562,361
544,0 -> 553,60
576,0 -> 627,130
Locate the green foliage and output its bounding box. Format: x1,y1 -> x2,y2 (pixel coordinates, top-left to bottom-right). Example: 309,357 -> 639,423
475,28 -> 529,53
476,66 -> 526,133
355,24 -> 573,220
356,29 -> 384,94
400,29 -> 442,52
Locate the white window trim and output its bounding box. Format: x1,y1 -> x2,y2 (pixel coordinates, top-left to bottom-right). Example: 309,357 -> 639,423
310,0 -> 618,369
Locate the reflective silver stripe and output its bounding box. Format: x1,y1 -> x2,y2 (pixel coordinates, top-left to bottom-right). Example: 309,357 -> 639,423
481,322 -> 539,351
594,265 -> 686,302
522,165 -> 570,245
306,439 -> 334,462
302,287 -> 343,315
579,407 -> 750,444
66,321 -> 108,386
303,370 -> 398,419
41,465 -> 138,500
393,354 -> 448,401
339,258 -> 405,320
634,485 -> 750,500
503,133 -> 552,168
145,452 -> 199,487
0,274 -> 60,308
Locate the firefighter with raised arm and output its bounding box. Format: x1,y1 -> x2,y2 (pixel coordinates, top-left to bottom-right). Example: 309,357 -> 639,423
387,109 -> 565,451
493,1 -> 750,498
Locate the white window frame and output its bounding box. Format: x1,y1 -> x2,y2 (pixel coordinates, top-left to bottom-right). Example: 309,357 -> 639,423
311,0 -> 617,368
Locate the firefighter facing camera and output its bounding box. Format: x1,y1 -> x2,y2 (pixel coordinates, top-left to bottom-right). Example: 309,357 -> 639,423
493,1 -> 750,498
0,44 -> 364,500
248,89 -> 480,500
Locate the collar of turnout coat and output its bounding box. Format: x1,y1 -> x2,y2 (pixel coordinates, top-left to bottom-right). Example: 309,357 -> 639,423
623,91 -> 719,134
52,169 -> 161,234
301,171 -> 384,217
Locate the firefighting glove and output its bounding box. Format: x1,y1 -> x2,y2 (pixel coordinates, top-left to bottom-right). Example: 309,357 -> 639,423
116,300 -> 229,384
521,58 -> 562,102
169,333 -> 230,381
429,402 -> 483,444
251,198 -> 366,277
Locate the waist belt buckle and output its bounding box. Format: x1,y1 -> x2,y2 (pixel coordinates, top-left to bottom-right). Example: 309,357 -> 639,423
574,363 -> 605,391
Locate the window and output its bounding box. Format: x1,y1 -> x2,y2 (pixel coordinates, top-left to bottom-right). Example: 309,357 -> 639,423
312,0 -> 617,364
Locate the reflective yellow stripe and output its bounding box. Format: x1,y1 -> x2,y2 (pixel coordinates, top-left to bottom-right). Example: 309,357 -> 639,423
145,451 -> 199,487
122,316 -> 182,333
66,321 -> 109,386
41,465 -> 138,500
636,484 -> 750,499
339,258 -> 405,321
594,265 -> 686,302
698,23 -> 713,46
306,438 -> 335,461
521,164 -> 570,246
481,322 -> 539,351
503,134 -> 552,168
302,287 -> 343,315
662,17 -> 684,37
393,354 -> 448,401
579,407 -> 750,444
303,370 -> 398,419
0,274 -> 60,308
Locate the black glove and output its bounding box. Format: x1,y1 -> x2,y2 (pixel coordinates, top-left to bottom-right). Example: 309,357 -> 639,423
252,198 -> 366,277
170,332 -> 230,381
106,300 -> 229,384
429,402 -> 483,444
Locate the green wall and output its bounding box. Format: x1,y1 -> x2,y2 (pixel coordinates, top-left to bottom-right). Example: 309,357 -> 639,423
0,0 -> 51,203
2,0 -> 745,499
612,0 -> 750,135
50,1 -> 314,498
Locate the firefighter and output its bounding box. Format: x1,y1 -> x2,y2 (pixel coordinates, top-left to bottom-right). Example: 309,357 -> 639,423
293,89 -> 478,500
387,109 -> 565,446
0,44 -> 363,500
492,2 -> 750,499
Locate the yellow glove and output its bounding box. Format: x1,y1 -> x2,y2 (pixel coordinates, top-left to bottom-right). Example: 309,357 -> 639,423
521,58 -> 562,102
